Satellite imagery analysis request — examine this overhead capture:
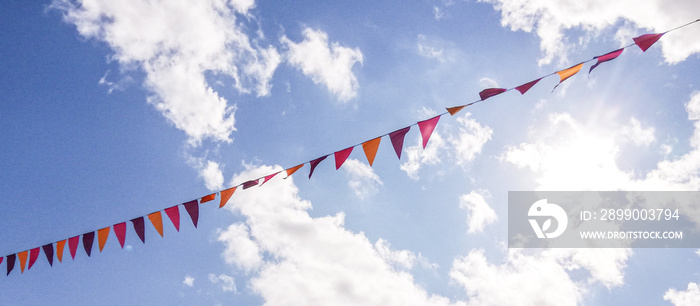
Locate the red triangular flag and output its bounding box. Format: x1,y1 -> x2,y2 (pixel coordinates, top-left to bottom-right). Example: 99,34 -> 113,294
219,187 -> 236,208
0,256 -> 3,267
633,33 -> 664,52
308,155 -> 328,179
183,200 -> 199,228
479,88 -> 507,101
164,205 -> 181,231
200,193 -> 216,203
18,251 -> 28,273
362,137 -> 381,166
114,222 -> 127,248
42,244 -> 54,267
389,127 -> 411,159
28,247 -> 40,270
6,254 -> 16,275
261,172 -> 279,186
515,78 -> 541,95
334,147 -> 354,170
242,179 -> 259,189
131,217 -> 146,243
68,236 -> 80,259
589,48 -> 624,74
418,115 -> 441,149
83,232 -> 95,257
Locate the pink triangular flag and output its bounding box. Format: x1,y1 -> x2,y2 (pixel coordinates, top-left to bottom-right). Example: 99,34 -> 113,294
417,115 -> 441,149
164,205 -> 180,232
28,247 -> 40,270
114,222 -> 127,248
261,172 -> 279,186
334,147 -> 354,170
633,33 -> 664,52
589,48 -> 624,74
309,155 -> 328,179
389,127 -> 411,159
68,236 -> 80,260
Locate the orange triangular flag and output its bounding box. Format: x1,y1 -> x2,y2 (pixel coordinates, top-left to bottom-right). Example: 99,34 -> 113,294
18,251 -> 28,273
56,240 -> 66,263
554,63 -> 584,91
97,227 -> 110,252
362,137 -> 381,166
200,193 -> 216,203
219,186 -> 236,208
148,211 -> 164,237
285,164 -> 304,178
446,105 -> 467,116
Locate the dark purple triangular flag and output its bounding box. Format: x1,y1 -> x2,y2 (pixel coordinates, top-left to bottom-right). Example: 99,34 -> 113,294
479,88 -> 507,101
83,232 -> 95,257
389,127 -> 411,159
242,179 -> 259,189
42,244 -> 54,267
6,254 -> 16,276
515,78 -> 541,95
131,217 -> 146,243
589,48 -> 624,74
183,200 -> 199,228
308,155 -> 328,179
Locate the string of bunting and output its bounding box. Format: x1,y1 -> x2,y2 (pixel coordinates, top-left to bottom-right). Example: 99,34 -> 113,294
2,18 -> 698,276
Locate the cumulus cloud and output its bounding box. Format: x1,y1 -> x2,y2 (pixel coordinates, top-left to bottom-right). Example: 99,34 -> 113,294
282,28 -> 363,102
482,0 -> 700,65
620,117 -> 655,146
183,275 -> 195,287
209,273 -> 238,293
198,160 -> 225,191
459,190 -> 497,233
401,131 -> 446,180
53,0 -> 281,144
665,282 -> 700,306
217,223 -> 263,272
343,158 -> 383,199
218,164 -> 462,306
450,112 -> 493,165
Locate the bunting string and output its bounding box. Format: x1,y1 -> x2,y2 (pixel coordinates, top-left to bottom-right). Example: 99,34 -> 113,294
2,18 -> 698,276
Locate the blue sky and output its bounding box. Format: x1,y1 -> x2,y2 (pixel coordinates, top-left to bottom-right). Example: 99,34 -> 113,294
2,0 -> 700,305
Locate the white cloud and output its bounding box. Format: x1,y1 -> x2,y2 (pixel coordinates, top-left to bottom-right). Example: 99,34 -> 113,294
217,223 -> 263,272
209,273 -> 238,293
482,0 -> 700,65
417,34 -> 446,63
450,112 -> 493,165
375,238 -> 416,271
620,117 -> 655,146
459,190 -> 497,233
665,282 -> 700,306
282,28 -> 363,102
183,275 -> 195,287
53,0 -> 281,144
401,132 -> 445,180
478,77 -> 499,88
218,164 -> 462,306
343,158 -> 383,199
197,160 -> 225,191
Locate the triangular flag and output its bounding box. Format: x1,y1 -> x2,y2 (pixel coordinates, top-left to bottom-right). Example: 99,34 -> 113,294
200,193 -> 216,203
183,200 -> 199,228
114,222 -> 126,248
219,187 -> 236,208
28,247 -> 40,270
633,33 -> 664,52
418,115 -> 441,149
42,244 -> 54,267
446,105 -> 467,116
334,147 -> 354,170
515,78 -> 541,95
56,240 -> 66,263
308,155 -> 328,179
389,127 -> 411,159
97,227 -> 110,252
362,137 -> 381,166
131,217 -> 146,243
479,88 -> 507,101
553,63 -> 583,91
164,205 -> 181,231
18,251 -> 28,273
285,164 -> 304,178
589,48 -> 624,74
148,211 -> 164,237
83,232 -> 95,257
261,172 -> 279,186
68,235 -> 80,259
242,179 -> 259,189
0,256 -> 3,267
6,254 -> 15,276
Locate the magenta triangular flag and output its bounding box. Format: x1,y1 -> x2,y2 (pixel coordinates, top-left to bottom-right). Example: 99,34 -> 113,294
68,236 -> 80,259
633,33 -> 664,52
131,217 -> 146,243
42,244 -> 54,267
83,232 -> 95,257
334,147 -> 354,170
309,155 -> 328,179
164,206 -> 180,232
6,254 -> 15,276
242,179 -> 259,189
389,127 -> 411,159
479,88 -> 507,101
589,48 -> 624,74
260,172 -> 279,186
418,115 -> 441,149
515,78 -> 541,95
28,247 -> 40,270
183,200 -> 199,228
114,222 -> 127,248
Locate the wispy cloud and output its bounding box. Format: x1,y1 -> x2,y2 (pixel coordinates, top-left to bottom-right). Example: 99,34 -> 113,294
459,190 -> 497,233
